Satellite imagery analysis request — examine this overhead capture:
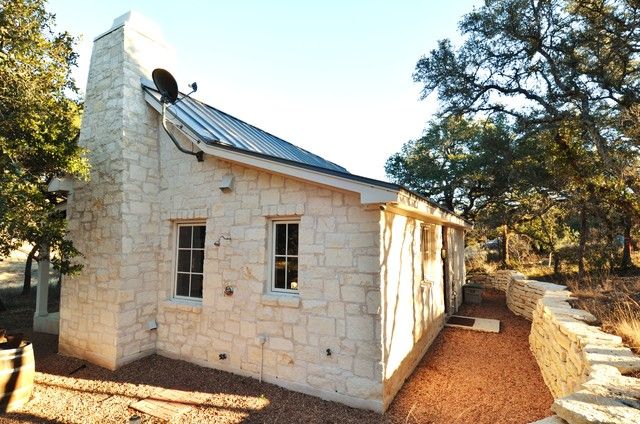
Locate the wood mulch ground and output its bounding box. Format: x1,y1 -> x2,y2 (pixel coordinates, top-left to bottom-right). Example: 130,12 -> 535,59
385,289 -> 554,423
0,290 -> 553,423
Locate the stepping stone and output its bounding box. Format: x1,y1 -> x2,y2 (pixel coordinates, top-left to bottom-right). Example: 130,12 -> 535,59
445,315 -> 500,333
130,397 -> 192,421
130,388 -> 208,420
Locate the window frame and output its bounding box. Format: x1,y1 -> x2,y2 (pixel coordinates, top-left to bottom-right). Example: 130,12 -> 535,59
420,223 -> 436,282
173,221 -> 206,302
270,219 -> 300,295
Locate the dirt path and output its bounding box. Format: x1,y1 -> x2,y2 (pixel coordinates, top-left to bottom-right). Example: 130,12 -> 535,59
385,289 -> 554,423
1,290 -> 552,423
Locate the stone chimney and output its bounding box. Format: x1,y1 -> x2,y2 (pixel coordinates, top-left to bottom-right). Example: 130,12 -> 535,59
60,12 -> 175,369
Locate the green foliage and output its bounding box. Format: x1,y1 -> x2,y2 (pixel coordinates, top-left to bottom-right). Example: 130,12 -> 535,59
386,115 -> 521,220
0,0 -> 88,272
391,0 -> 640,275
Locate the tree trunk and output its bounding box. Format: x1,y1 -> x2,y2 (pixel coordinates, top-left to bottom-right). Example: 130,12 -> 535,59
578,207 -> 587,283
553,251 -> 561,276
0,296 -> 6,312
22,245 -> 38,296
621,215 -> 633,270
501,225 -> 510,267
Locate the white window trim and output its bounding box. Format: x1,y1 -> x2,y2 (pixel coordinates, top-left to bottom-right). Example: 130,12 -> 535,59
270,219 -> 300,295
173,221 -> 206,302
421,223 -> 436,283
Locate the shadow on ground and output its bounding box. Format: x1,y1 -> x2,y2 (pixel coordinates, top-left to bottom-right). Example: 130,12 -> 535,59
0,290 -> 553,423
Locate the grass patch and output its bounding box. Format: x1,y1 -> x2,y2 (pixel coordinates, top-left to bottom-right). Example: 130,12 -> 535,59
0,248 -> 60,332
566,276 -> 640,354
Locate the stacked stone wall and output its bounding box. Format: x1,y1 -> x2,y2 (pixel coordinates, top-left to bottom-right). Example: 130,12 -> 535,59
506,277 -> 564,320
483,271 -> 640,423
154,134 -> 384,410
472,269 -> 515,291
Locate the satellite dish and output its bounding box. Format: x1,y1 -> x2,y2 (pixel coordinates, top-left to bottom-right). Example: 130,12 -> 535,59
152,68 -> 178,104
152,68 -> 204,162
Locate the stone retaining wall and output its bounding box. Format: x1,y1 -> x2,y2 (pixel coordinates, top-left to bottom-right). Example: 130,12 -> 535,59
506,277 -> 565,321
483,271 -> 640,423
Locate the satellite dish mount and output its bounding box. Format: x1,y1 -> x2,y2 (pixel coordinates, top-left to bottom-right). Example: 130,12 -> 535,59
152,68 -> 204,162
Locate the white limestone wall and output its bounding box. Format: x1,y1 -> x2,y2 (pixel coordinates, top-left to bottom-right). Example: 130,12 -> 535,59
380,211 -> 445,410
153,125 -> 384,410
60,13 -> 174,369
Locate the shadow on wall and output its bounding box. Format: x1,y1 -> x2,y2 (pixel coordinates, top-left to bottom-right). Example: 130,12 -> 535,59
380,211 -> 446,404
448,228 -> 465,308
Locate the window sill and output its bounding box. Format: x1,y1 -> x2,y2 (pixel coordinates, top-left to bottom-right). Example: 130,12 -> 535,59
162,298 -> 203,314
260,293 -> 300,308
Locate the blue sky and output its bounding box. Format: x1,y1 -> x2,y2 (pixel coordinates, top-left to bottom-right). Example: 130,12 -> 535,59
48,0 -> 482,180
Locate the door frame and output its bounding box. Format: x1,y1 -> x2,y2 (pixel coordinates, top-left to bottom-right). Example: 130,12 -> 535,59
442,226 -> 451,314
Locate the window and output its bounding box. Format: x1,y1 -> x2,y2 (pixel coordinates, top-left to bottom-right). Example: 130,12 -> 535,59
271,220 -> 299,293
420,224 -> 436,281
175,223 -> 206,300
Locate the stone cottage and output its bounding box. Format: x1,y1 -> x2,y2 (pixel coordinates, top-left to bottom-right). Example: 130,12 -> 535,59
59,12 -> 471,412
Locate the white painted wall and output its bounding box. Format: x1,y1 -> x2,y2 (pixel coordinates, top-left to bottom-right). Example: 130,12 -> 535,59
380,210 -> 446,409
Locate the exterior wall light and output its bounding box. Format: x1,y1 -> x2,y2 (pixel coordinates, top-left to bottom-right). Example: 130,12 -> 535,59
219,175 -> 234,192
213,235 -> 231,246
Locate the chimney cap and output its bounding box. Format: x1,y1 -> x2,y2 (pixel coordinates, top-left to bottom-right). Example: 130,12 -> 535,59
94,10 -> 164,42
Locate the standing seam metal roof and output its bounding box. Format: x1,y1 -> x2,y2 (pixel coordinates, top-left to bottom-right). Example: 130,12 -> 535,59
141,79 -> 348,173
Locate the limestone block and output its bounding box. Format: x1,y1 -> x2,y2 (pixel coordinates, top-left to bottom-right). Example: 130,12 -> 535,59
346,316 -> 374,341
328,302 -> 345,318
346,376 -> 379,399
240,321 -> 256,338
552,389 -> 640,424
308,316 -> 335,336
365,291 -> 381,315
268,337 -> 293,351
325,249 -> 354,267
353,358 -> 374,379
582,344 -> 640,374
341,286 -> 365,303
529,415 -> 567,424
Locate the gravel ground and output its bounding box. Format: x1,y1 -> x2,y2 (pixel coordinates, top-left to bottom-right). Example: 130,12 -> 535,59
1,290 -> 553,423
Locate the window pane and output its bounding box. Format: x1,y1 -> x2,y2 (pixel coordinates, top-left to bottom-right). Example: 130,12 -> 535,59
176,273 -> 190,297
275,223 -> 286,255
193,225 -> 206,248
190,274 -> 203,298
287,223 -> 298,255
177,250 -> 191,272
179,226 -> 192,248
191,249 -> 204,273
287,257 -> 298,291
274,256 -> 286,289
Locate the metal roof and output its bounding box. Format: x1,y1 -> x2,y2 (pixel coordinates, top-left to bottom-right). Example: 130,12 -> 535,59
141,79 -> 348,173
